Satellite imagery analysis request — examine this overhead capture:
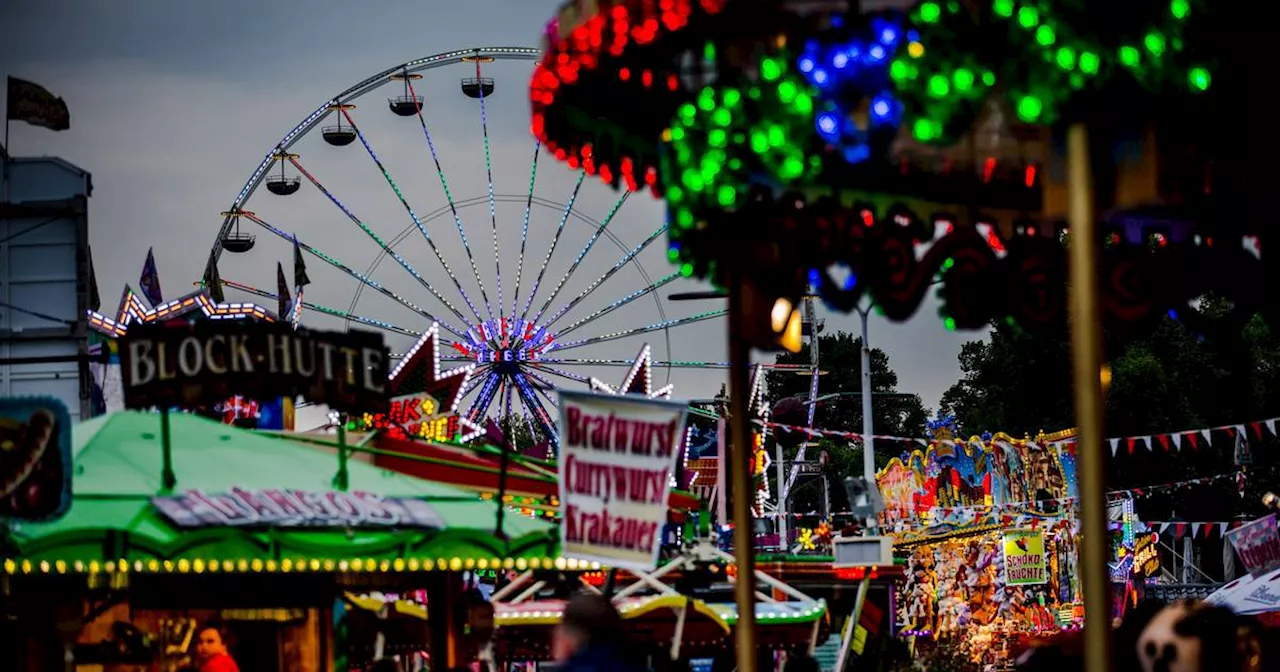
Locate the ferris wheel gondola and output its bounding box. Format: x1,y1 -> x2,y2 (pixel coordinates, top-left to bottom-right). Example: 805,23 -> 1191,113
209,47 -> 731,443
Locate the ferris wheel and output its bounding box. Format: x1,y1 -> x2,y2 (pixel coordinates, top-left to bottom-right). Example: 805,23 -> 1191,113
207,46 -> 733,441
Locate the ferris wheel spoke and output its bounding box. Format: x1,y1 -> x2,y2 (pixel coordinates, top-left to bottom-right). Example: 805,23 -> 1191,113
510,141 -> 541,318
222,279 -> 422,338
288,157 -> 471,331
470,58 -> 505,321
542,224 -> 667,330
502,374 -> 515,419
238,212 -> 466,338
538,358 -> 733,368
528,190 -> 632,325
554,271 -> 679,338
339,107 -> 489,323
467,371 -> 504,422
525,362 -> 589,384
553,310 -> 728,352
513,372 -> 558,443
517,170 -> 587,321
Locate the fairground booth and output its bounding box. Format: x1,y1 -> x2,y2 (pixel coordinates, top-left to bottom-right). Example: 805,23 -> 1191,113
877,418 -> 1084,665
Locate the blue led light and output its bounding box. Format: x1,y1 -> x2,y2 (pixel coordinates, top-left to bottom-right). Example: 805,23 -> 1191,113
817,112 -> 841,138
799,57 -> 816,73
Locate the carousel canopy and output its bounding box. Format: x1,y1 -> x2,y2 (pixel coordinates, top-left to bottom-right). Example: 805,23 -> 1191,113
6,411 -> 558,573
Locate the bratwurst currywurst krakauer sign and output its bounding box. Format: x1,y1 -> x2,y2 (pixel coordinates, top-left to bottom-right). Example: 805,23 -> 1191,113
557,389 -> 689,571
120,322 -> 389,414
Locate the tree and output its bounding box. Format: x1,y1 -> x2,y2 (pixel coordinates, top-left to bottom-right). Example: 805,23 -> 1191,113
766,331 -> 930,439
765,331 -> 930,517
496,413 -> 550,455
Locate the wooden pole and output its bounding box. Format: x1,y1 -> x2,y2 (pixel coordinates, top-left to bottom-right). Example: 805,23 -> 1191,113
728,270 -> 759,672
1066,123 -> 1111,671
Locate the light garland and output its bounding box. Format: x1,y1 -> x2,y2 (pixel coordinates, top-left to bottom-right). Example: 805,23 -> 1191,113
87,287 -> 276,338
1,555 -> 591,576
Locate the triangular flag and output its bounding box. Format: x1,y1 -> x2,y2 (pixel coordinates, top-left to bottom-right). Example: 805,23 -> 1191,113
1192,523 -> 1202,537
139,247 -> 163,307
1176,523 -> 1186,538
1219,523 -> 1228,536
1140,435 -> 1152,451
276,262 -> 291,320
1201,429 -> 1212,447
1236,425 -> 1247,440
293,235 -> 311,288
1187,432 -> 1198,450
1267,419 -> 1277,437
1157,435 -> 1170,451
1126,437 -> 1137,454
1109,438 -> 1120,456
1249,422 -> 1263,440
202,256 -> 225,303
1171,433 -> 1182,451
1204,524 -> 1214,539
1159,522 -> 1170,534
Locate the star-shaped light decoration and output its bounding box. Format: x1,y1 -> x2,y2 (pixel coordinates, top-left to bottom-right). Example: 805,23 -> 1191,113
588,344 -> 674,399
383,322 -> 483,442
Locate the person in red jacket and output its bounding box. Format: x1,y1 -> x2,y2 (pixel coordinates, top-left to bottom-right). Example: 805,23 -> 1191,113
194,623 -> 240,672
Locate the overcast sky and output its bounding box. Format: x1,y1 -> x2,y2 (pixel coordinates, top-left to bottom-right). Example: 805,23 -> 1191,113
1,0 -> 980,433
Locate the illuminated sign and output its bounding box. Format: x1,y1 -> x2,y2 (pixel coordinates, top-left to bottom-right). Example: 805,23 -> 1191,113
348,394 -> 466,442
1133,532 -> 1160,578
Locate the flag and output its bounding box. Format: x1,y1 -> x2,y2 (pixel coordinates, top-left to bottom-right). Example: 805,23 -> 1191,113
7,77 -> 70,131
293,236 -> 310,289
139,247 -> 163,307
202,256 -> 225,303
277,262 -> 291,319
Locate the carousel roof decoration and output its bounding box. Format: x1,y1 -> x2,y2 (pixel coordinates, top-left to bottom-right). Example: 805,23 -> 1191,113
384,322 -> 483,443
529,1 -> 1277,334
86,285 -> 277,338
587,344 -> 674,399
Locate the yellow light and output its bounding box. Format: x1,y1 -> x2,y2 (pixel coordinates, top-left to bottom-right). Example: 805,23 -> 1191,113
780,307 -> 803,353
251,559 -> 263,572
74,561 -> 86,573
22,560 -> 33,574
908,42 -> 925,58
39,561 -> 50,573
162,560 -> 173,572
516,558 -> 528,570
503,557 -> 516,570
309,559 -> 321,571
422,559 -> 435,571
408,558 -> 421,571
351,559 -> 363,572
379,560 -> 390,572
193,559 -> 206,574
282,559 -> 294,572
449,557 -> 463,571
148,560 -> 160,572
104,560 -> 116,573
222,560 -> 234,573
133,561 -> 143,573
178,559 -> 190,573
118,559 -> 129,574
266,560 -> 278,572
555,557 -> 567,570
463,558 -> 475,570
1100,364 -> 1112,390
770,298 -> 793,332
477,558 -> 489,570
208,559 -> 221,573
322,559 -> 335,572
393,558 -> 406,572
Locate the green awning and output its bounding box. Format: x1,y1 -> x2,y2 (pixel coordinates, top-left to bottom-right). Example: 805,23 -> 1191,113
6,412 -> 557,572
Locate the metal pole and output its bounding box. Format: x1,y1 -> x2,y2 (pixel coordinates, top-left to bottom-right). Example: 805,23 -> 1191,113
333,416 -> 350,491
1065,123 -> 1111,671
160,408 -> 176,491
728,272 -> 759,672
859,308 -> 876,496
775,437 -> 788,550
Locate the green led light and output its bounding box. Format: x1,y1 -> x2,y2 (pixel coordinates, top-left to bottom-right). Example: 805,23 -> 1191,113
777,80 -> 798,103
1188,67 -> 1211,91
913,118 -> 937,141
1119,46 -> 1141,67
992,0 -> 1014,17
919,2 -> 942,23
793,92 -> 813,115
1144,32 -> 1166,56
670,126 -> 686,141
1016,95 -> 1043,121
944,317 -> 956,331
712,107 -> 732,126
676,209 -> 694,229
1079,51 -> 1100,74
708,129 -> 727,147
723,89 -> 742,107
667,185 -> 684,204
927,74 -> 950,97
1035,25 -> 1056,46
780,156 -> 804,179
952,68 -> 975,91
890,60 -> 911,81
750,130 -> 769,154
1170,0 -> 1190,20
761,58 -> 782,82
1017,6 -> 1039,28
981,70 -> 996,86
716,185 -> 736,207
680,263 -> 694,277
704,41 -> 716,61
667,247 -> 680,262
1055,47 -> 1076,70
766,125 -> 785,147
